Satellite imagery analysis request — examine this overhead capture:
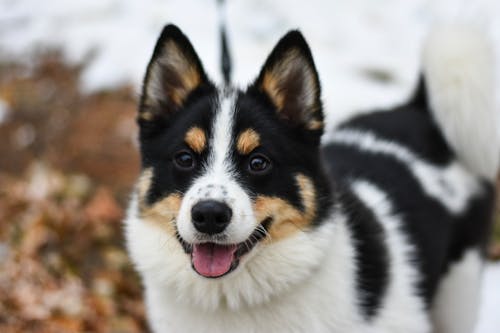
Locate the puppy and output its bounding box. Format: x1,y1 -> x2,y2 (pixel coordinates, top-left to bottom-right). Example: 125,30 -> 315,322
125,24 -> 497,332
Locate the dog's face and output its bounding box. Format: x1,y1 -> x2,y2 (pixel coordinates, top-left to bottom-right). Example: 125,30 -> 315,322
129,25 -> 332,308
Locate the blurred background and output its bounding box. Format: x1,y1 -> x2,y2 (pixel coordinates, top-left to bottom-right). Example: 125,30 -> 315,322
0,0 -> 499,332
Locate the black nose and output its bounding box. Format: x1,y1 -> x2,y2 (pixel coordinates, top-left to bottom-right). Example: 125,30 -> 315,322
191,200 -> 232,235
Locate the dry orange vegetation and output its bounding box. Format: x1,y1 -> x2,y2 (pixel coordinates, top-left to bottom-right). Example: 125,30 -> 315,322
0,54 -> 145,332
0,53 -> 498,332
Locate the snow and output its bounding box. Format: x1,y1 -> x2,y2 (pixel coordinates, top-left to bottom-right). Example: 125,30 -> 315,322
1,0 -> 499,127
0,0 -> 499,331
477,263 -> 500,333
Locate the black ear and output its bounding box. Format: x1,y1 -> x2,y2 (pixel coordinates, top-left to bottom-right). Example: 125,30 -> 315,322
139,24 -> 209,122
253,30 -> 323,131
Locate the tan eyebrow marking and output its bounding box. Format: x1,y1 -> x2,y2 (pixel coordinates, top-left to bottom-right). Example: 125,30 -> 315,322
237,129 -> 261,155
184,127 -> 206,153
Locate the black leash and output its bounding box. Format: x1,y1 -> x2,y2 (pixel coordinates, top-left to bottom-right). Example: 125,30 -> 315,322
217,0 -> 232,87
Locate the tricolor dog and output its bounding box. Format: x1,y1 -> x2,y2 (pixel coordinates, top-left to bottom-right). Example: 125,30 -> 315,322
124,24 -> 497,332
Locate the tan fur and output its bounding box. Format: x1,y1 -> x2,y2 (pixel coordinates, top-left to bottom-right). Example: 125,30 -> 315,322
261,72 -> 285,110
260,49 -> 305,112
163,41 -> 201,106
140,194 -> 182,236
142,40 -> 201,117
253,174 -> 316,241
185,127 -> 206,153
136,168 -> 181,236
137,168 -> 154,202
259,49 -> 322,130
237,129 -> 261,155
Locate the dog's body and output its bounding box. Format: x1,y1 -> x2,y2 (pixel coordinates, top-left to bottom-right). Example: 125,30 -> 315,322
125,24 -> 497,333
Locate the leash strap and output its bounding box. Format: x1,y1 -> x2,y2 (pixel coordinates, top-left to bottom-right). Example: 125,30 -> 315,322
217,0 -> 232,87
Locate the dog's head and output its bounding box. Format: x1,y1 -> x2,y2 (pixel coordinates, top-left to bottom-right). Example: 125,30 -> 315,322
128,24 -> 333,308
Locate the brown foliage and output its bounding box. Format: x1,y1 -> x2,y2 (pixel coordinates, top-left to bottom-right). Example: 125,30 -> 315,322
0,54 -> 146,332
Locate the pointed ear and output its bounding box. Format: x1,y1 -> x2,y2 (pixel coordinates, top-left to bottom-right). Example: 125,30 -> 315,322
139,24 -> 210,121
253,30 -> 323,131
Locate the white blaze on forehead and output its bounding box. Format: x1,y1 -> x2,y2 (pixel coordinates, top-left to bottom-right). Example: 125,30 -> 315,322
176,90 -> 257,244
207,90 -> 237,178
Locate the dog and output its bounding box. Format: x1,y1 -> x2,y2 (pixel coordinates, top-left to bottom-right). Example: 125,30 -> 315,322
124,24 -> 497,332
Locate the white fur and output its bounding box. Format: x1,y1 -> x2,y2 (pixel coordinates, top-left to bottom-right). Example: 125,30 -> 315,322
125,177 -> 440,333
177,92 -> 257,244
126,195 -> 375,332
431,249 -> 483,333
126,24 -> 497,333
423,25 -> 498,181
331,128 -> 482,215
126,90 -> 369,332
126,182 -> 438,333
126,110 -> 483,333
352,180 -> 431,333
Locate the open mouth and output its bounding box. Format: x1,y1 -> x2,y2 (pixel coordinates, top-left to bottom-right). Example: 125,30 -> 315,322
178,218 -> 272,278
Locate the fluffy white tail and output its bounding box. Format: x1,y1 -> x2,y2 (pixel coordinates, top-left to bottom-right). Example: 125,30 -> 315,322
422,25 -> 498,181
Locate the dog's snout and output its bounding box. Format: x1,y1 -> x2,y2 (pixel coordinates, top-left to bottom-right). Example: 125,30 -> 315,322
191,200 -> 232,235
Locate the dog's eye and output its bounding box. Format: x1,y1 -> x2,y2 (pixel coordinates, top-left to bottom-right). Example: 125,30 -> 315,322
248,154 -> 271,174
174,150 -> 195,170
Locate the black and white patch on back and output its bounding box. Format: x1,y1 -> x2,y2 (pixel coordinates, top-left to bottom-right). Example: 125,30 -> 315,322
336,185 -> 389,319
324,107 -> 493,305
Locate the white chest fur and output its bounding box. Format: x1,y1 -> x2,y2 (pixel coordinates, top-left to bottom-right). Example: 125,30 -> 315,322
125,196 -> 430,333
140,216 -> 363,333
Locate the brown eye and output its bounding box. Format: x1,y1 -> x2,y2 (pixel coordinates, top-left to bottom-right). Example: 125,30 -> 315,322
248,154 -> 271,174
174,151 -> 195,170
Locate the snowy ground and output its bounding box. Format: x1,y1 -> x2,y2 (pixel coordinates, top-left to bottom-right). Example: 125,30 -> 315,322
477,264 -> 500,333
0,0 -> 499,331
1,0 -> 500,127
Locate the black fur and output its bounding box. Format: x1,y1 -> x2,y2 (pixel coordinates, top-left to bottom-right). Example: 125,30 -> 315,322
324,105 -> 495,306
138,24 -> 213,133
337,185 -> 389,319
138,25 -> 219,205
251,30 -> 324,139
233,90 -> 333,225
137,24 -> 495,321
141,91 -> 218,205
338,104 -> 453,166
140,26 -> 332,220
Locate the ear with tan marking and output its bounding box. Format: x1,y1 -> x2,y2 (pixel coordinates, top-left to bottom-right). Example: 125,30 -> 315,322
253,30 -> 323,131
139,24 -> 210,121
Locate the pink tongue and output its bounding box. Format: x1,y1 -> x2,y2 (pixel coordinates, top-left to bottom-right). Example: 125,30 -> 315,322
192,243 -> 237,277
